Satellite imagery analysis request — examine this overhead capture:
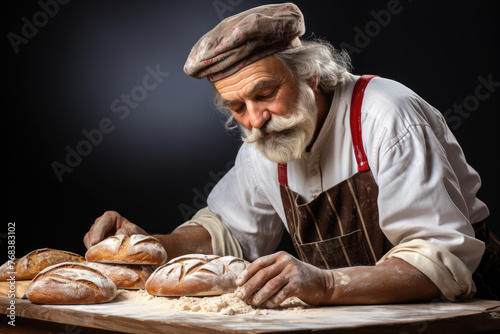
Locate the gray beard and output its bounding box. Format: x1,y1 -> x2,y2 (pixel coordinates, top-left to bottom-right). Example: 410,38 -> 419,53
241,81 -> 318,163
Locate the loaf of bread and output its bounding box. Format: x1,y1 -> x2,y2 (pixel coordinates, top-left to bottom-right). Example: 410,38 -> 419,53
0,248 -> 84,281
26,262 -> 117,304
145,254 -> 249,296
85,234 -> 167,265
0,260 -> 17,281
84,262 -> 154,289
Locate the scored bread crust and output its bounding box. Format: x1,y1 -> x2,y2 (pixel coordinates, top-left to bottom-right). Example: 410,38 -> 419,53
145,254 -> 249,296
26,262 -> 117,304
84,261 -> 154,289
0,248 -> 85,281
85,234 -> 168,265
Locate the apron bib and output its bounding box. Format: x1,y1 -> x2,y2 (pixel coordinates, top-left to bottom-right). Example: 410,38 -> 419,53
278,75 -> 393,270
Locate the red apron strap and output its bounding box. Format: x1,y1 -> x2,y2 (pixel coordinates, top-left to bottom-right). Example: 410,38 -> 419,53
350,75 -> 378,172
278,162 -> 288,186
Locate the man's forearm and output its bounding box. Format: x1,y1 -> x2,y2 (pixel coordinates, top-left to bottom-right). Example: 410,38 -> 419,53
152,225 -> 213,260
323,257 -> 441,305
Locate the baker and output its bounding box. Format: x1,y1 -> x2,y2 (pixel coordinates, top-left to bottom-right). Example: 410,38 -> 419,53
84,3 -> 499,306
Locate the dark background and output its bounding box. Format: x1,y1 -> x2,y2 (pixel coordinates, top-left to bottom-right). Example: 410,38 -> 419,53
4,0 -> 499,262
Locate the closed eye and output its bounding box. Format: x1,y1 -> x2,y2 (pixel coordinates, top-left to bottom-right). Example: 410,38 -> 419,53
230,103 -> 245,114
257,87 -> 278,100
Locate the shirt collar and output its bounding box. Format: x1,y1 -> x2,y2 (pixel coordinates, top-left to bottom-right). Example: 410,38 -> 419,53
307,73 -> 359,154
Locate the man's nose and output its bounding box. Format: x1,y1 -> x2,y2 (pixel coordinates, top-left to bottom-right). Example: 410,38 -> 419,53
247,102 -> 271,129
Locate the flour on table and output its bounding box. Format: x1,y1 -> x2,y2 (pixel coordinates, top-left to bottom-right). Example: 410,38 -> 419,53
116,289 -> 307,315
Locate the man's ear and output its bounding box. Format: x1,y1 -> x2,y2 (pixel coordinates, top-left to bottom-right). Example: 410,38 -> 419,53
308,76 -> 319,91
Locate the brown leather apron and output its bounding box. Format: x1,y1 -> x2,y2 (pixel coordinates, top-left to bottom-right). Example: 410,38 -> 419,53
472,221 -> 500,299
278,75 -> 393,270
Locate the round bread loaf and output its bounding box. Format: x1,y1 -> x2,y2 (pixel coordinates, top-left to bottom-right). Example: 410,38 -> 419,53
145,254 -> 249,296
84,262 -> 154,289
85,234 -> 167,265
0,248 -> 85,281
26,262 -> 117,304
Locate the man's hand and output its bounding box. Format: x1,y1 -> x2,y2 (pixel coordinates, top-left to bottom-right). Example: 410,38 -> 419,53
235,251 -> 331,308
235,252 -> 441,308
83,211 -> 149,249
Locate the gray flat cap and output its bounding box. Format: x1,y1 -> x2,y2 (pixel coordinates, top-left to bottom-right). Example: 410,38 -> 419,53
184,3 -> 305,82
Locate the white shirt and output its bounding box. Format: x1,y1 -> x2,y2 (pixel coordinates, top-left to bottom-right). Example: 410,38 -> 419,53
203,73 -> 488,299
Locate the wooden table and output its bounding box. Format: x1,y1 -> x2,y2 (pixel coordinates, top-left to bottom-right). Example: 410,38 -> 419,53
1,293 -> 499,333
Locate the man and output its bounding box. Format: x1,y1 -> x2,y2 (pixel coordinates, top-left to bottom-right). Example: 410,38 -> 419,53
84,3 -> 499,306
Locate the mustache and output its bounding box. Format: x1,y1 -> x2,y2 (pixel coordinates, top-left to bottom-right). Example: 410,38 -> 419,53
242,110 -> 309,144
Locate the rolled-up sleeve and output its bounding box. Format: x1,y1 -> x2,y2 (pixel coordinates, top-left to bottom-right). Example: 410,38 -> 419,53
377,239 -> 477,300
176,206 -> 243,258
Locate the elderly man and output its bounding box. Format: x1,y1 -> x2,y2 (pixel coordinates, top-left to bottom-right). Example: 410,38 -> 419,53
84,3 -> 499,306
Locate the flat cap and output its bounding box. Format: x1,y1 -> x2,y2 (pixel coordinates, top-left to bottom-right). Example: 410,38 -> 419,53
184,3 -> 305,82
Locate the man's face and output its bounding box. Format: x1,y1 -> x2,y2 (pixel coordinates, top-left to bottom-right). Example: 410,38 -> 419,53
214,56 -> 318,163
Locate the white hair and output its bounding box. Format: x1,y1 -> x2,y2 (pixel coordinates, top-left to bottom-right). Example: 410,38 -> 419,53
213,39 -> 352,131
